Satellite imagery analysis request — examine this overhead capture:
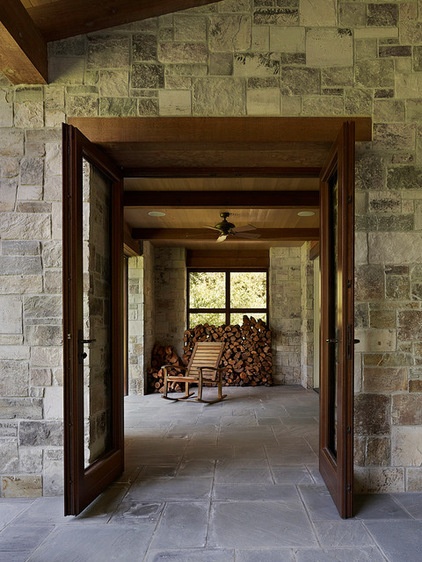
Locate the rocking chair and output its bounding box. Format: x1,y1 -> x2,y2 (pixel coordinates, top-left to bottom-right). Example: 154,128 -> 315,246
161,341 -> 227,404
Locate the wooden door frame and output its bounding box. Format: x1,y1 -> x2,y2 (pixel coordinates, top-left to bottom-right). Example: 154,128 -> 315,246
63,123 -> 124,515
319,122 -> 355,518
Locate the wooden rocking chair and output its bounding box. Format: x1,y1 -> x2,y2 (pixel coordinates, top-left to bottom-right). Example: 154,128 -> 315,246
161,341 -> 227,404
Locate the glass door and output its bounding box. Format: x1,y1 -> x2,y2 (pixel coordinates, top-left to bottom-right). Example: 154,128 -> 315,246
319,122 -> 355,519
63,124 -> 124,515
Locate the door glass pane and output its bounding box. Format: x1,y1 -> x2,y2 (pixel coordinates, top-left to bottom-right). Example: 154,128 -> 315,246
230,272 -> 267,308
82,159 -> 112,468
328,175 -> 339,458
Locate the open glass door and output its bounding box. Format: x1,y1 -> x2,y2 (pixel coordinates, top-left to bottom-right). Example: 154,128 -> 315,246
63,124 -> 124,515
319,122 -> 355,519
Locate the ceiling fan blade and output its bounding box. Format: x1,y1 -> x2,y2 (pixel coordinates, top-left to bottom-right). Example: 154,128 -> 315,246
232,224 -> 257,233
204,225 -> 221,231
234,232 -> 261,239
216,234 -> 228,243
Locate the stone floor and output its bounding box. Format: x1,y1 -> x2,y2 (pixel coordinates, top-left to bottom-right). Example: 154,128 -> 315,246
1,385 -> 421,561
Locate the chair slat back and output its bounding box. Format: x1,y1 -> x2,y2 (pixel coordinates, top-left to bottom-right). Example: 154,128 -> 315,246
187,341 -> 224,381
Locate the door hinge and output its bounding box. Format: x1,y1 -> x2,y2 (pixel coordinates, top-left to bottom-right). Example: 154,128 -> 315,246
346,484 -> 352,493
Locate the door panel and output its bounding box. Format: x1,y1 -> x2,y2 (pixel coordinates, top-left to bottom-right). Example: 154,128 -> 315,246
63,124 -> 124,515
319,122 -> 355,519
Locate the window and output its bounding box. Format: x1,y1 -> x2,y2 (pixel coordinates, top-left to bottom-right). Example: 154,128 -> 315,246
187,270 -> 268,328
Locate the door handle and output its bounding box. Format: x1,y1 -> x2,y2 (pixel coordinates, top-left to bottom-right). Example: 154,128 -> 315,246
354,339 -> 360,344
82,339 -> 96,344
326,338 -> 338,343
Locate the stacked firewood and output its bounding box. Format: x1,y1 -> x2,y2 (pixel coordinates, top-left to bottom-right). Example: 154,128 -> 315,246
147,317 -> 273,393
146,343 -> 185,393
183,316 -> 273,387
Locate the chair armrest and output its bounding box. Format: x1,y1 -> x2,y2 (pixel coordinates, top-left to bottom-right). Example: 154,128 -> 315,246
161,364 -> 187,375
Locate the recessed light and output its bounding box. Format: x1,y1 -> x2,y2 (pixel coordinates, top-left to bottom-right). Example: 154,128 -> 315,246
297,211 -> 315,217
148,211 -> 166,217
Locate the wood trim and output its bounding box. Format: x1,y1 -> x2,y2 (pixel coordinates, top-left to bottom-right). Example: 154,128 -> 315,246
68,117 -> 372,144
0,0 -> 48,84
132,227 -> 319,241
124,167 -> 322,178
124,190 -> 320,209
28,0 -> 218,42
187,250 -> 269,268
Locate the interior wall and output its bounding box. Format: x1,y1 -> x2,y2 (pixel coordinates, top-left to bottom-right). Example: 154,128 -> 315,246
0,0 -> 421,496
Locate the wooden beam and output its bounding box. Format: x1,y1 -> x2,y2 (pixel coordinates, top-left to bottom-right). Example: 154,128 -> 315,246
124,190 -> 320,209
131,228 -> 319,241
0,0 -> 48,84
28,0 -> 218,42
68,117 -> 373,144
124,167 -> 322,178
187,250 -> 270,269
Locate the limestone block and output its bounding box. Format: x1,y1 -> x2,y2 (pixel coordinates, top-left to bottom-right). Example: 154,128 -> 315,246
0,345 -> 29,361
270,27 -> 305,53
0,129 -> 24,157
132,34 -> 158,62
369,308 -> 397,330
280,67 -> 320,95
356,59 -> 394,88
209,15 -> 251,52
14,102 -> 44,129
0,256 -> 42,276
30,368 -> 52,387
0,90 -> 13,127
354,467 -> 404,493
98,71 -> 129,97
0,178 -> 17,211
392,395 -> 422,425
0,275 -> 43,295
355,393 -> 390,436
407,468 -> 422,491
23,296 -> 62,321
44,386 -> 63,420
354,27 -> 398,40
369,233 -> 422,265
254,7 -> 299,26
0,442 -> 19,472
300,0 -> 336,26
66,95 -> 98,117
132,63 -> 165,89
19,421 -> 63,447
392,426 -> 422,466
339,3 -> 366,27
43,450 -> 64,495
366,437 -> 391,466
99,98 -> 137,117
175,15 -> 207,43
345,89 -> 372,115
399,310 -> 422,341
234,52 -> 280,77
367,3 -> 399,27
396,71 -> 422,99
252,26 -> 269,51
44,271 -> 62,294
246,88 -> 280,115
1,475 -> 42,498
159,90 -> 191,116
0,398 -> 43,420
355,265 -> 384,301
158,43 -> 208,64
363,367 -> 407,393
19,448 -> 43,473
193,78 -> 245,115
354,329 -> 396,353
303,95 -> 344,116
0,360 -> 28,397
0,213 -> 50,240
87,35 -> 130,68
306,28 -> 352,67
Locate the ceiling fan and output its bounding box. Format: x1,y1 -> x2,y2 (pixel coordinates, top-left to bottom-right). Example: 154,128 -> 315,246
206,212 -> 261,243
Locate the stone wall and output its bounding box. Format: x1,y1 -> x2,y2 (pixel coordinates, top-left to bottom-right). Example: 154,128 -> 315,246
270,247 -> 302,385
128,256 -> 144,395
0,0 -> 422,495
300,243 -> 315,389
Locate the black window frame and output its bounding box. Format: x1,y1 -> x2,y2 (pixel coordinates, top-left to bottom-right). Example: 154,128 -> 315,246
187,268 -> 269,328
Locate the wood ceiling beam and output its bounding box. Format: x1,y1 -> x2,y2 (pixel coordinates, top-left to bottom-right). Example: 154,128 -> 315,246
0,0 -> 48,84
124,167 -> 322,178
124,190 -> 319,209
68,117 -> 372,144
132,228 -> 319,241
28,0 -> 218,42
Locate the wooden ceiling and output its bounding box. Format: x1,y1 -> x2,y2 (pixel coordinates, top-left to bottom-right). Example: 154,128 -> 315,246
69,117 -> 372,251
0,0 -> 216,84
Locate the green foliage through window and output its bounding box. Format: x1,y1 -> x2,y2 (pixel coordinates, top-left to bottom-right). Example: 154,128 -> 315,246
188,270 -> 268,328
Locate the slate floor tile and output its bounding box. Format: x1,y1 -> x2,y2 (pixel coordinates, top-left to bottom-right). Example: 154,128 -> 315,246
354,494 -> 412,520
145,548 -> 235,562
363,521 -> 422,561
149,502 -> 209,549
391,492 -> 422,519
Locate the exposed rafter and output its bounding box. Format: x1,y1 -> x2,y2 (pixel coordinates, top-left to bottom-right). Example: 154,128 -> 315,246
0,0 -> 47,84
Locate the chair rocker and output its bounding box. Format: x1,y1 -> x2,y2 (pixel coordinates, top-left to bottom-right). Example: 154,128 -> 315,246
161,341 -> 227,404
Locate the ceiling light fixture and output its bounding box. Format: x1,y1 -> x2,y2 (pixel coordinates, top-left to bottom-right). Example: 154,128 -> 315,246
148,211 -> 166,217
297,211 -> 315,217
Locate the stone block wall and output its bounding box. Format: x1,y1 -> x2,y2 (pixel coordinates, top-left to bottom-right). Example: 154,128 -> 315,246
128,256 -> 145,395
300,243 -> 315,390
0,0 -> 422,495
270,247 -> 302,385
